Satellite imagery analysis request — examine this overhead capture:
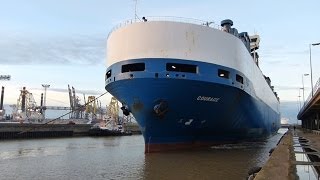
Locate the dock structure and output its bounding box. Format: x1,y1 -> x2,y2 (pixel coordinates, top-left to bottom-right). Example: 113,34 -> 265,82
0,123 -> 91,139
254,128 -> 320,179
298,77 -> 320,130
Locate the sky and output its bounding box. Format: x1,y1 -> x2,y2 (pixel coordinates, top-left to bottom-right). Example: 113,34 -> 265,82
0,0 -> 320,123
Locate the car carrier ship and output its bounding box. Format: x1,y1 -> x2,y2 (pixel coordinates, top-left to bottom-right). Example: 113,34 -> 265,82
105,17 -> 280,153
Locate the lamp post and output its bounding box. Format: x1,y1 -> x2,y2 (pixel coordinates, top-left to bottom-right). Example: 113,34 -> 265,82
41,84 -> 50,119
309,42 -> 320,97
298,96 -> 301,110
300,88 -> 303,107
302,73 -> 309,103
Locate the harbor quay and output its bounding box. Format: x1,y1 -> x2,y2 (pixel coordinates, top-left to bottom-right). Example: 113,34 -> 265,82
252,127 -> 320,179
0,122 -> 141,139
0,122 -> 91,139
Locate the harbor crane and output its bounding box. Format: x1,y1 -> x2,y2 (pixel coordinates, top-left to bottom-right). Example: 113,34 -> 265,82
0,75 -> 11,119
15,87 -> 43,122
68,85 -> 85,119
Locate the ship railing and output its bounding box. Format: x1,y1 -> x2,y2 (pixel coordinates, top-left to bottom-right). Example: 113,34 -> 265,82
299,76 -> 320,115
107,16 -> 221,38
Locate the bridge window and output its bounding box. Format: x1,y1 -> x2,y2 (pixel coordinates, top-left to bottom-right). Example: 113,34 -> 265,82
106,70 -> 112,79
166,63 -> 197,73
122,63 -> 145,73
218,69 -> 229,79
236,74 -> 244,84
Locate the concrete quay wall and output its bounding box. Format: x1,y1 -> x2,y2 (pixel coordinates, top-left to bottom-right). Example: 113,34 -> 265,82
0,123 -> 91,139
254,130 -> 296,180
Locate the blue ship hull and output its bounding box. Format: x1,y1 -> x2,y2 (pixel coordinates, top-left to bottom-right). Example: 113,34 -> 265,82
105,58 -> 280,152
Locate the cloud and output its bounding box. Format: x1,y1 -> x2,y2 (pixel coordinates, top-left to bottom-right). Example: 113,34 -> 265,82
264,49 -> 309,56
30,87 -> 105,96
280,101 -> 300,124
0,33 -> 106,65
274,86 -> 303,90
259,46 -> 310,67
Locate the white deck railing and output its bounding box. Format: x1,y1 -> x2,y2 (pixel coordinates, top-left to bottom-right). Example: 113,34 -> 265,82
108,16 -> 221,38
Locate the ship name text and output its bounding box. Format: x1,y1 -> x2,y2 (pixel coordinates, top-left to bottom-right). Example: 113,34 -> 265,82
197,96 -> 220,102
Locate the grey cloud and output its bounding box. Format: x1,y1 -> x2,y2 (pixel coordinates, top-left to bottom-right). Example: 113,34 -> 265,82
260,47 -> 309,65
280,101 -> 300,124
265,50 -> 309,56
264,60 -> 283,64
274,86 -> 307,90
31,87 -> 104,96
0,34 -> 106,65
65,89 -> 105,96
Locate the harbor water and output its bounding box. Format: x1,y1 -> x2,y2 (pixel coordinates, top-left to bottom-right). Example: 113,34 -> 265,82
0,129 -> 287,180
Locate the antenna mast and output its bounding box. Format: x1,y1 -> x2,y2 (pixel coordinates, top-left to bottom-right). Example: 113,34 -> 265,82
134,0 -> 138,22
